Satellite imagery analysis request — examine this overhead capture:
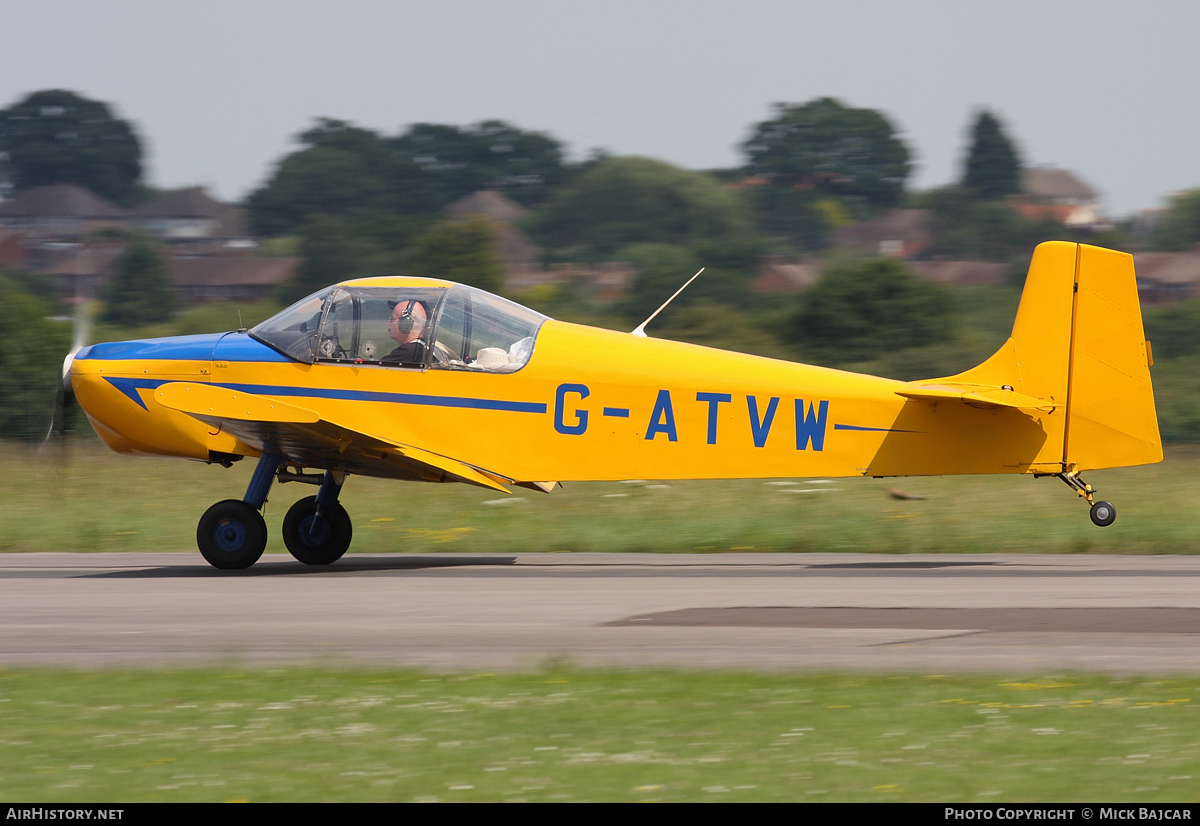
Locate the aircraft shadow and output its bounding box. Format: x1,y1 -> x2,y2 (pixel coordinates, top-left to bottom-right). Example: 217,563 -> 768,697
867,400 -> 1049,476
803,561 -> 1003,570
83,554 -> 517,579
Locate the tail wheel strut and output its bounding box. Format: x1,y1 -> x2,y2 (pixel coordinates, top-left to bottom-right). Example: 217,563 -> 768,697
1052,471 -> 1116,528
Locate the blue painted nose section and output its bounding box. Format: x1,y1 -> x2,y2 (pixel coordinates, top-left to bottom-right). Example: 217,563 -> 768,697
76,331 -> 289,363
76,332 -> 227,362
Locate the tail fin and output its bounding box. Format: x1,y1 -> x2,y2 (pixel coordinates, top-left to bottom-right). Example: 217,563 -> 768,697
933,241 -> 1161,472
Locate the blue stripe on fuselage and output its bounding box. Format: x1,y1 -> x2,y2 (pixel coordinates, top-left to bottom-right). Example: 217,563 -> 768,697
220,383 -> 547,413
833,423 -> 918,433
101,377 -> 547,414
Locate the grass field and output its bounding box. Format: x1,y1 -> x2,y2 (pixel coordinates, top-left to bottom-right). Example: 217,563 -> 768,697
3,440 -> 1199,556
0,667 -> 1197,802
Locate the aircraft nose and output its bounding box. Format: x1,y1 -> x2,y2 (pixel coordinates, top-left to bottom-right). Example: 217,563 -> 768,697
78,333 -> 225,362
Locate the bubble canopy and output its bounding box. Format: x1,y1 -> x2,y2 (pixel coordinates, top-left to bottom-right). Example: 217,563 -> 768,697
250,280 -> 549,372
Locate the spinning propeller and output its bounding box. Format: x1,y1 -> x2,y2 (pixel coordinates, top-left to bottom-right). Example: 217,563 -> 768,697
42,289 -> 93,447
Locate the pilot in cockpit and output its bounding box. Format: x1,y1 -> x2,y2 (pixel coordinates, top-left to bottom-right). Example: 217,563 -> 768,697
382,299 -> 429,364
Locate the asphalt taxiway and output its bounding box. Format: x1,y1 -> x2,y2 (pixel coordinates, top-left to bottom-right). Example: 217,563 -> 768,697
3,552 -> 1200,673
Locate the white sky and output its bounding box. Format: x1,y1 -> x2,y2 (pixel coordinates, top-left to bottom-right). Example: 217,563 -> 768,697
3,0 -> 1195,215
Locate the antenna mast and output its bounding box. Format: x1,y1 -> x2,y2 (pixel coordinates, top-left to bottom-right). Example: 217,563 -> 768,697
631,268 -> 704,337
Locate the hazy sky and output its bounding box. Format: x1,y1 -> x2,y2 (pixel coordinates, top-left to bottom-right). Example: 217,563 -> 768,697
3,0 -> 1195,215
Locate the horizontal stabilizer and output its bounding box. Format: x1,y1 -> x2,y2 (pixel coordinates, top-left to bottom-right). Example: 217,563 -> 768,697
897,382 -> 1056,412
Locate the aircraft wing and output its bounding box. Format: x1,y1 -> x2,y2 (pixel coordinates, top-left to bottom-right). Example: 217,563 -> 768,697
153,381 -> 515,492
896,382 -> 1056,412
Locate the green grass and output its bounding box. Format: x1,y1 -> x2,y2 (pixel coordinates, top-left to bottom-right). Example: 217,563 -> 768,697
1,667 -> 1197,802
4,440 -> 1200,555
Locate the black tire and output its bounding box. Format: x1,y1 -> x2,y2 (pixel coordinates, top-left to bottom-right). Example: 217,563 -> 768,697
197,499 -> 268,570
282,496 -> 352,565
1090,500 -> 1117,527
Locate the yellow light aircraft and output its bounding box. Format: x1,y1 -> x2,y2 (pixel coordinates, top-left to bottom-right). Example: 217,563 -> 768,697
68,241 -> 1160,569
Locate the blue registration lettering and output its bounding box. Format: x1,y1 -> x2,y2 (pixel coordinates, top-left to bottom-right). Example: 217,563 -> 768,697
554,383 -> 590,435
645,390 -> 678,441
795,399 -> 829,451
696,392 -> 732,445
747,396 -> 779,448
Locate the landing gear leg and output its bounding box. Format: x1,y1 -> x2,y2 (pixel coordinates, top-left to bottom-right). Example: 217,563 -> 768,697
1053,471 -> 1116,528
196,453 -> 284,569
282,471 -> 353,565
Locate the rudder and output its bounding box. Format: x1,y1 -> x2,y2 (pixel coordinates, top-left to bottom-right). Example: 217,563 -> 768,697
1064,244 -> 1161,471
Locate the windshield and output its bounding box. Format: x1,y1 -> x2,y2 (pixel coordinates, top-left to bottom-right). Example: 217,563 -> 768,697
249,288 -> 333,363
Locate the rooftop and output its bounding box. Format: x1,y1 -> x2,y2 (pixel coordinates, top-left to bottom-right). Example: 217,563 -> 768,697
0,184 -> 127,218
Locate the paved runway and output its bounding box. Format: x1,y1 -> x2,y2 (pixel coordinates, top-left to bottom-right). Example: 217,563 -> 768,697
3,552 -> 1200,674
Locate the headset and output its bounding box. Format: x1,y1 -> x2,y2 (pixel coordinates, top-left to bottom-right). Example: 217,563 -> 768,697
389,299 -> 426,337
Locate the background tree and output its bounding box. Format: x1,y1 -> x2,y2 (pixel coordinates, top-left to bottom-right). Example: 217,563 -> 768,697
618,243 -> 701,321
391,120 -> 569,207
785,258 -> 955,365
248,118 -> 568,239
526,156 -> 760,262
247,119 -> 437,238
104,240 -> 175,326
1154,188 -> 1200,251
741,98 -> 911,212
0,272 -> 71,441
0,89 -> 143,205
916,185 -> 1064,264
409,217 -> 503,293
617,242 -> 754,323
962,110 -> 1021,200
280,215 -> 371,303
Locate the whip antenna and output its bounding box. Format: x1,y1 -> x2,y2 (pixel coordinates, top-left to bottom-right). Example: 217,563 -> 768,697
631,267 -> 704,337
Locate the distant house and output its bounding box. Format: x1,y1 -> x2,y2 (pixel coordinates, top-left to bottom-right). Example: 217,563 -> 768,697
0,232 -> 26,269
446,190 -> 532,224
445,190 -> 547,290
1020,167 -> 1097,206
1132,250 -> 1200,305
908,260 -> 1009,287
130,186 -> 251,242
1017,167 -> 1104,229
0,184 -> 296,305
754,257 -> 820,292
0,184 -> 128,236
21,240 -> 125,295
444,189 -> 542,273
832,209 -> 932,259
169,253 -> 298,303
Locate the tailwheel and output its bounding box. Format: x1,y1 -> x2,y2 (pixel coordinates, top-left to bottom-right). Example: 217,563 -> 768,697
1047,471 -> 1117,528
1090,500 -> 1117,528
197,499 -> 268,570
282,495 -> 353,565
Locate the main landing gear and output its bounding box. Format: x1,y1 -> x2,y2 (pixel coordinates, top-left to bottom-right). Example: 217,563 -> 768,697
196,453 -> 354,570
1043,471 -> 1116,528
